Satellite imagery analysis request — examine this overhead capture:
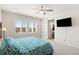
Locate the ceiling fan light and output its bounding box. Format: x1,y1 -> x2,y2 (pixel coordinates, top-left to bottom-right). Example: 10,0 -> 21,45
40,11 -> 44,14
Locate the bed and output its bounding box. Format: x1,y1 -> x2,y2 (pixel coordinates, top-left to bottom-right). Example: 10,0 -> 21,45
0,37 -> 54,55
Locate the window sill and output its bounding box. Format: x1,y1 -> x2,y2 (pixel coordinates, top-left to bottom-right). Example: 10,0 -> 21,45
15,32 -> 37,34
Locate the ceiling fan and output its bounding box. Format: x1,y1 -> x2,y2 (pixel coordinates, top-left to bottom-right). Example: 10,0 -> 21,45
33,5 -> 53,15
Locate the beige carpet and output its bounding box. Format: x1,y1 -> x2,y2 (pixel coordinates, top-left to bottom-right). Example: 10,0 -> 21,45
48,40 -> 79,55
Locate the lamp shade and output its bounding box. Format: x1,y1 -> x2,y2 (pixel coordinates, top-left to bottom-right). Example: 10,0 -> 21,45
2,28 -> 6,31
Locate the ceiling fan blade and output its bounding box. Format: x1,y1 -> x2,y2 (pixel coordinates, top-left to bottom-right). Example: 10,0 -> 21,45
32,8 -> 41,10
44,9 -> 53,11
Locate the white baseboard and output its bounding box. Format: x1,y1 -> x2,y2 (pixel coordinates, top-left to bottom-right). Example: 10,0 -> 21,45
55,40 -> 79,49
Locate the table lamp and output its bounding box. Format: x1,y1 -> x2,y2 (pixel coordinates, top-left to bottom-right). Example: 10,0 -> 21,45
2,28 -> 6,38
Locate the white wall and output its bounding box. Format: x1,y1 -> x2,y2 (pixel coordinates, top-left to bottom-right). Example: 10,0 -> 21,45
0,9 -> 1,22
2,11 -> 42,38
0,9 -> 2,39
55,9 -> 79,48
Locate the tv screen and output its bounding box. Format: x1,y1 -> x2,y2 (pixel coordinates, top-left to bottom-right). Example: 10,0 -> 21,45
57,17 -> 72,27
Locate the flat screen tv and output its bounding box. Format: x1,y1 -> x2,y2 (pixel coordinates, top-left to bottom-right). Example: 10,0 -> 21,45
57,17 -> 72,27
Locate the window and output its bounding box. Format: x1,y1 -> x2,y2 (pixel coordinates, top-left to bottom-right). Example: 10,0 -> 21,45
16,20 -> 27,33
21,21 -> 27,32
28,22 -> 37,32
16,20 -> 37,33
16,20 -> 21,33
33,22 -> 37,32
29,22 -> 33,32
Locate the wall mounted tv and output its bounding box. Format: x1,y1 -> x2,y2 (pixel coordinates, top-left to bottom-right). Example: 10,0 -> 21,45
57,17 -> 72,27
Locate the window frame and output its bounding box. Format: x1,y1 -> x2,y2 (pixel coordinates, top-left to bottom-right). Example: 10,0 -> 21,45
28,21 -> 37,33
15,20 -> 37,34
15,20 -> 27,34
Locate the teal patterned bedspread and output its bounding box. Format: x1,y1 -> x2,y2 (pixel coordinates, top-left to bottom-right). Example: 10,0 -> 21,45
0,37 -> 53,55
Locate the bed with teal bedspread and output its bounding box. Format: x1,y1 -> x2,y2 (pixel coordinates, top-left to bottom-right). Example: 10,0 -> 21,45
0,37 -> 53,55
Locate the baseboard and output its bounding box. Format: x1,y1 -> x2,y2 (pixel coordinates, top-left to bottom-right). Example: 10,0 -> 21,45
55,40 -> 79,49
